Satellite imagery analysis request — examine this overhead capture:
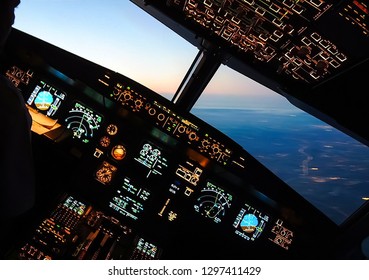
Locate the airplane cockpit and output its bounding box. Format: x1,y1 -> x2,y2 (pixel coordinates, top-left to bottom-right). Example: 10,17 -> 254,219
1,0 -> 369,260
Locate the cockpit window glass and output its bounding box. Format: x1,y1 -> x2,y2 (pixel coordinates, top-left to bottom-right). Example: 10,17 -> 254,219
13,0 -> 197,100
191,65 -> 369,225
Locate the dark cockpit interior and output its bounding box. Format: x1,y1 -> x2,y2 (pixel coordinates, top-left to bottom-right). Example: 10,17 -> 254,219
1,0 -> 369,260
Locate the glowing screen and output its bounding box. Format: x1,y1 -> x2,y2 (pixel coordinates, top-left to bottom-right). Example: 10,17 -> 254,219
134,141 -> 168,178
130,237 -> 161,260
65,101 -> 103,143
27,80 -> 66,117
194,182 -> 233,223
109,176 -> 151,221
268,219 -> 294,250
62,196 -> 87,216
233,203 -> 270,242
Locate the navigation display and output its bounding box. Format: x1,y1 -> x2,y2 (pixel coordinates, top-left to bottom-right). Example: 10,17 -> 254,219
194,181 -> 233,223
65,101 -> 103,143
26,80 -> 66,117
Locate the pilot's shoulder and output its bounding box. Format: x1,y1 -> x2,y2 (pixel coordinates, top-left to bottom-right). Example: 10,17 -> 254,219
0,75 -> 27,115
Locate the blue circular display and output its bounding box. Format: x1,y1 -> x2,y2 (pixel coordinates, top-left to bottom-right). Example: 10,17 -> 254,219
34,90 -> 53,111
240,213 -> 259,233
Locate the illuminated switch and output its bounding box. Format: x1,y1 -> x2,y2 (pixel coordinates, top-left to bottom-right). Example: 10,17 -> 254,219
94,148 -> 104,158
184,187 -> 194,196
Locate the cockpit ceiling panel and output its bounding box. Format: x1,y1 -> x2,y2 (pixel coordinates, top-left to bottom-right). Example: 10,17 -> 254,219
138,0 -> 369,87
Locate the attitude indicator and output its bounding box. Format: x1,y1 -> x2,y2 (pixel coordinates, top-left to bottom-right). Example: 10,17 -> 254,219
233,203 -> 270,242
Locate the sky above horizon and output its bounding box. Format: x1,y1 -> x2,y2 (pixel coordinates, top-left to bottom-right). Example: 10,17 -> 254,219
12,0 -> 290,109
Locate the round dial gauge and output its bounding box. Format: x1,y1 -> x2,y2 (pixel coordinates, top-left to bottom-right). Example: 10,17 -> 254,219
111,145 -> 127,161
96,167 -> 113,184
95,161 -> 117,185
106,124 -> 118,136
99,136 -> 111,148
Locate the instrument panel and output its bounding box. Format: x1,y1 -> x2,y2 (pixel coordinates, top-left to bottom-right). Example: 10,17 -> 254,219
1,28 -> 338,260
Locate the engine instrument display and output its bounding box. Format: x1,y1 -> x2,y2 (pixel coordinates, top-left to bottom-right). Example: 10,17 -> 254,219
134,141 -> 169,178
233,203 -> 270,242
109,176 -> 151,221
194,181 -> 233,223
27,80 -> 66,117
65,101 -> 103,143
